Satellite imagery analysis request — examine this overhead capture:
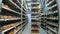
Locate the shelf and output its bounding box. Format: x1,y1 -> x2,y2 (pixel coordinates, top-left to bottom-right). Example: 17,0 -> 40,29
41,17 -> 46,18
41,23 -> 46,25
22,6 -> 26,11
41,13 -> 46,16
14,30 -> 21,34
14,27 -> 21,34
31,2 -> 39,4
31,18 -> 40,20
31,12 -> 40,14
0,0 -> 27,34
31,22 -> 39,25
31,0 -> 39,2
3,0 -> 21,11
1,23 -> 21,33
47,26 -> 57,33
47,0 -> 52,3
47,10 -> 58,15
9,0 -> 21,9
22,10 -> 26,13
41,0 -> 58,34
31,0 -> 40,34
22,22 -> 27,27
21,22 -> 27,31
22,20 -> 27,23
31,15 -> 40,18
20,3 -> 26,11
0,18 -> 21,21
22,14 -> 26,16
48,4 -> 57,10
12,0 -> 21,7
31,14 -> 40,15
47,17 -> 58,20
2,5 -> 21,15
47,0 -> 54,6
31,7 -> 40,9
31,27 -> 39,30
31,4 -> 39,7
31,30 -> 39,33
46,29 -> 56,34
46,21 -> 58,27
22,17 -> 27,19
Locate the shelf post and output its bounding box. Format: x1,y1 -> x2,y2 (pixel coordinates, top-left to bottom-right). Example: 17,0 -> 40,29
21,0 -> 23,34
0,0 -> 2,12
0,0 -> 2,34
56,0 -> 60,34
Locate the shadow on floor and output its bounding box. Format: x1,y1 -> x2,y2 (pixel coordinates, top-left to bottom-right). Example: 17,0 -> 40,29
22,22 -> 31,34
39,28 -> 47,34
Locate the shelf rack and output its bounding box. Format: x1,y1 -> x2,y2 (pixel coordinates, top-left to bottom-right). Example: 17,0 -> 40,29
31,0 -> 41,34
40,0 -> 59,34
0,0 -> 28,34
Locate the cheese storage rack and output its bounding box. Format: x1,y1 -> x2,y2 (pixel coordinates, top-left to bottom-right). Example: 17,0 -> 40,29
41,0 -> 59,34
31,0 -> 41,34
0,0 -> 28,34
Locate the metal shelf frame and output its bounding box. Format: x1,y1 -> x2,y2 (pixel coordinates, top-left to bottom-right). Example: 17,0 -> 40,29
40,0 -> 59,34
0,0 -> 28,34
31,0 -> 41,34
56,0 -> 60,34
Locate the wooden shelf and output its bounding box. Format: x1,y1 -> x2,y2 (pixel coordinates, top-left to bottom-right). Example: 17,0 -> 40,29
31,0 -> 40,34
47,26 -> 57,33
1,23 -> 21,33
0,18 -> 21,21
14,27 -> 21,34
2,5 -> 21,15
31,27 -> 39,30
47,0 -> 54,6
47,10 -> 58,15
47,0 -> 52,3
3,0 -> 21,11
31,2 -> 39,4
9,0 -> 21,9
0,0 -> 27,34
46,21 -> 58,27
12,0 -> 21,7
47,17 -> 58,20
41,17 -> 46,18
48,4 -> 57,10
31,0 -> 39,1
41,23 -> 46,25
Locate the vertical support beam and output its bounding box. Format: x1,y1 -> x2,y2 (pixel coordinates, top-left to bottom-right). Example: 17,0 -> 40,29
21,0 -> 23,34
56,0 -> 60,34
21,0 -> 22,34
0,0 -> 2,34
0,0 -> 2,12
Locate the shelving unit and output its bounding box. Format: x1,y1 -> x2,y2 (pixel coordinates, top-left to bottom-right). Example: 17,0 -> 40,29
31,0 -> 41,34
41,0 -> 59,34
0,0 -> 28,34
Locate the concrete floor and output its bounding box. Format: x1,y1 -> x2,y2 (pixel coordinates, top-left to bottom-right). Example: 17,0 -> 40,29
22,22 -> 47,34
39,28 -> 47,34
22,21 -> 31,34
